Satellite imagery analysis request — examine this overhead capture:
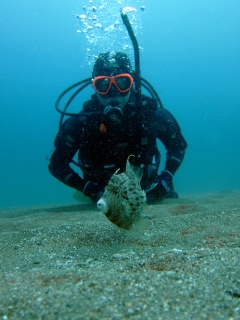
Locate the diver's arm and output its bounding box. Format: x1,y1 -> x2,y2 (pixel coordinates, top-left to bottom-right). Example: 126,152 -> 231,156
156,108 -> 188,175
48,117 -> 85,192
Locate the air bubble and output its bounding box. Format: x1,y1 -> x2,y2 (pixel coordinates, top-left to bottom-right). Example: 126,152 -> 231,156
78,14 -> 86,19
76,0 -> 146,68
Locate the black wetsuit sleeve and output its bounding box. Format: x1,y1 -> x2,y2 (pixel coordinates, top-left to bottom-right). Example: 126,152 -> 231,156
48,117 -> 85,192
155,108 -> 188,175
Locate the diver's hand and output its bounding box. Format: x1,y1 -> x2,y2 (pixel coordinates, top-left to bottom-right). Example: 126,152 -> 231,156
82,181 -> 105,202
146,170 -> 173,202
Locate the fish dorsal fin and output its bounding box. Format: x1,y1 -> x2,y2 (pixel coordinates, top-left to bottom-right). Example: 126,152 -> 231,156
126,155 -> 143,181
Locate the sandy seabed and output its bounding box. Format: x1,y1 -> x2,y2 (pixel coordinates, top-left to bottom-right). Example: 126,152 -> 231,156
0,190 -> 240,320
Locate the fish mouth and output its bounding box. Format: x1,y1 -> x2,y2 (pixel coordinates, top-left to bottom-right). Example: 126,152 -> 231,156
97,199 -> 108,214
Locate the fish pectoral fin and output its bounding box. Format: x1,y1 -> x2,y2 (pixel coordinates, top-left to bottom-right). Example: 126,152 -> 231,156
73,190 -> 92,203
142,203 -> 148,213
133,217 -> 151,232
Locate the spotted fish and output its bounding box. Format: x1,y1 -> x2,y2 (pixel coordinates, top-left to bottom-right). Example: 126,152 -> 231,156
97,155 -> 147,230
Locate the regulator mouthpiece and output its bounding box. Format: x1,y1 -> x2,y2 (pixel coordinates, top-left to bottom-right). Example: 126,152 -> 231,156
104,105 -> 123,124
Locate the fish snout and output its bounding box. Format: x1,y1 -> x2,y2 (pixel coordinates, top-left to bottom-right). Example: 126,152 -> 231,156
97,199 -> 108,213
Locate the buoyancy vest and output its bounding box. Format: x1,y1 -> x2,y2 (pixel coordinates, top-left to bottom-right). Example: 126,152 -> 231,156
78,93 -> 160,186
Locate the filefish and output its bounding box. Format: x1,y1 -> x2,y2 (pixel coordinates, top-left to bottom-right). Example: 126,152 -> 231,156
97,156 -> 147,230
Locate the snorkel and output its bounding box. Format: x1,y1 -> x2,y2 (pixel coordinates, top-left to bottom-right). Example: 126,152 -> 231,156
55,9 -> 164,129
121,9 -> 141,110
100,9 -> 142,125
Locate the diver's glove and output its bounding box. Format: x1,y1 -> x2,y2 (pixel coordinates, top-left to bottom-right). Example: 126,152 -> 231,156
82,181 -> 105,202
146,170 -> 177,202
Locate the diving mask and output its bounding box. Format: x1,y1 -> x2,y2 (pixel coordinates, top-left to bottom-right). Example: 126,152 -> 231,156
92,73 -> 133,95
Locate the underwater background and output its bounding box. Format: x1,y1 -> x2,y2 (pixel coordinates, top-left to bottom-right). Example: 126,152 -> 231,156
1,0 -> 240,209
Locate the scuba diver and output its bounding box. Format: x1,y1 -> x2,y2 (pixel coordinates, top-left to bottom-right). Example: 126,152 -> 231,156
48,11 -> 187,203
49,51 -> 187,203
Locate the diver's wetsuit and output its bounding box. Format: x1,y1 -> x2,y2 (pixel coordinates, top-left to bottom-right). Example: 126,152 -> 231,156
49,93 -> 187,193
